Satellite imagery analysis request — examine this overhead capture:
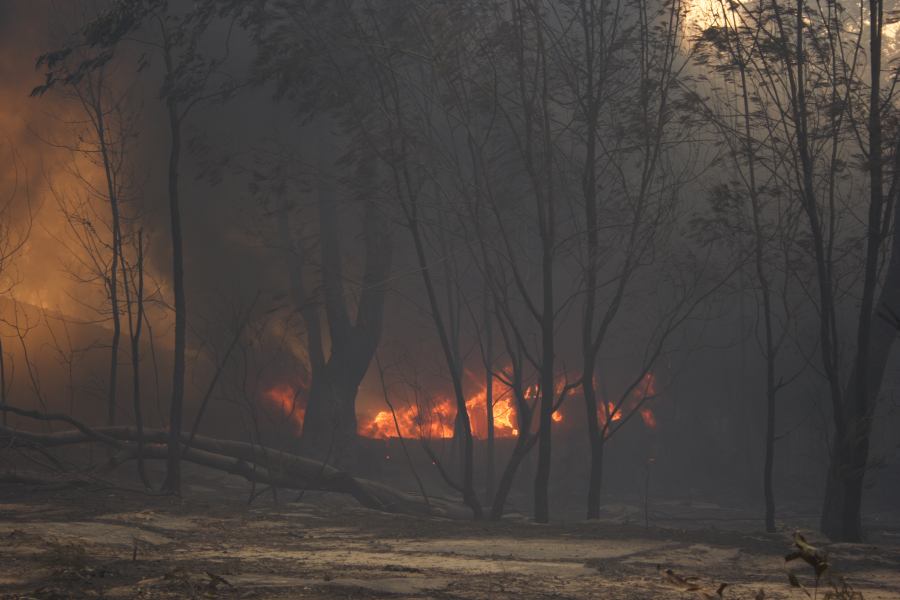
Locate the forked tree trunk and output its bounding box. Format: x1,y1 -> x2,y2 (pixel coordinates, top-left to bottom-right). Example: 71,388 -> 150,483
299,171 -> 391,468
300,214 -> 387,465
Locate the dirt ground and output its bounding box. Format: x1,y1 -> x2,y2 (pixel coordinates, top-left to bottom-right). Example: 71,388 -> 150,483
0,474 -> 898,600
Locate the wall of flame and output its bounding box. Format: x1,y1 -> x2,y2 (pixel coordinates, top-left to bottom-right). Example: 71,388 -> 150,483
260,371 -> 659,440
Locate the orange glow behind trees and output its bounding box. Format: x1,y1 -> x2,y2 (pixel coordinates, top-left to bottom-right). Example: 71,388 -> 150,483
262,370 -> 660,440
599,372 -> 658,433
260,383 -> 305,434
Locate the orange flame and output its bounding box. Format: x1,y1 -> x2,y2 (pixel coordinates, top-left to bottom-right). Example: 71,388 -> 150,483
605,402 -> 622,423
261,384 -> 305,433
360,370 -> 571,440
598,372 -> 658,432
262,370 -> 657,441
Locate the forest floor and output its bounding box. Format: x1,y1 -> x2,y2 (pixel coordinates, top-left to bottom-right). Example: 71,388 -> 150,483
0,471 -> 898,600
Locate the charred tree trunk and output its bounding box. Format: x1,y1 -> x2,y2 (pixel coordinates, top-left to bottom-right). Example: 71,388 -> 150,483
528,3 -> 557,526
106,226 -> 121,427
820,0 -> 896,542
486,298 -> 536,520
388,135 -> 481,518
161,34 -> 186,495
821,231 -> 900,540
762,371 -> 777,532
489,433 -> 536,520
301,360 -> 365,466
533,268 -> 555,524
404,205 -> 481,518
580,2 -> 602,514
124,232 -> 149,488
584,374 -> 605,519
763,365 -> 777,532
94,88 -> 122,429
586,432 -> 605,519
484,297 -> 495,502
735,46 -> 780,533
300,173 -> 391,468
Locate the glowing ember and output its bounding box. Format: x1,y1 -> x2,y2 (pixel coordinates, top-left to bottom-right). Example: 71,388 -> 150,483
605,402 -> 622,423
261,384 -> 305,433
635,372 -> 657,398
598,372 -> 659,432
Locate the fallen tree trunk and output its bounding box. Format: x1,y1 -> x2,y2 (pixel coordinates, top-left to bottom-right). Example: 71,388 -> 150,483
0,405 -> 124,448
0,424 -> 468,519
0,469 -> 98,489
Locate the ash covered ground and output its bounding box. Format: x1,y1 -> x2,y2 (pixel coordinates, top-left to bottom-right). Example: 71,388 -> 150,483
1,466 -> 898,600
